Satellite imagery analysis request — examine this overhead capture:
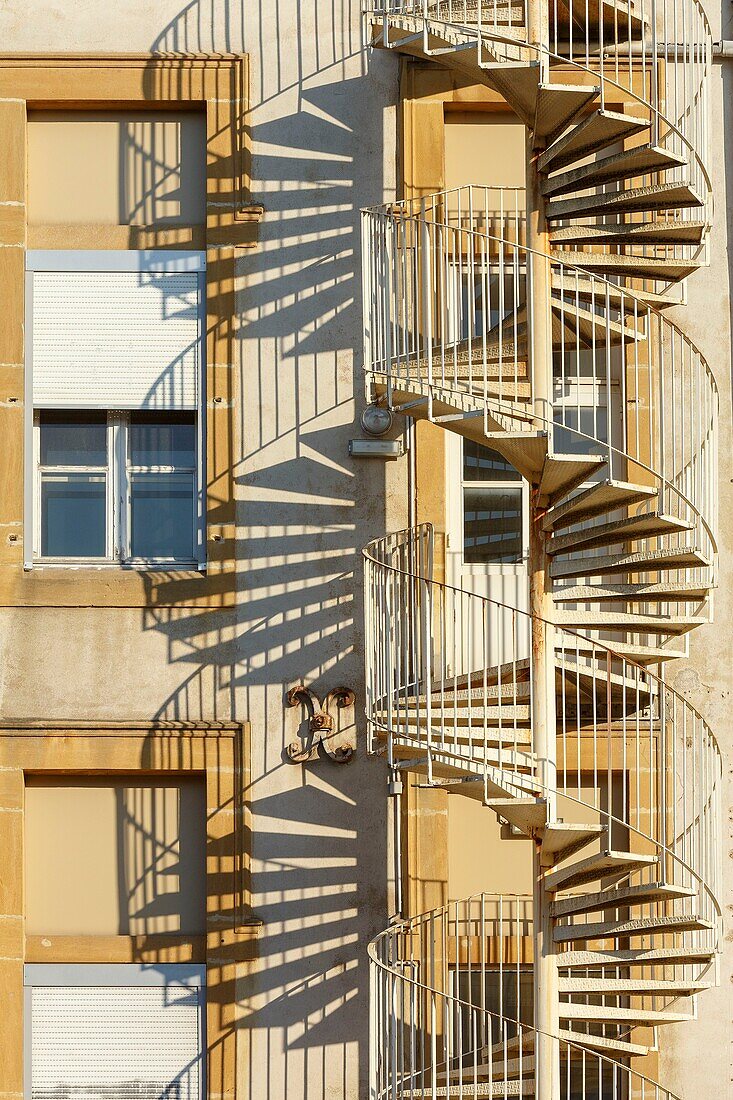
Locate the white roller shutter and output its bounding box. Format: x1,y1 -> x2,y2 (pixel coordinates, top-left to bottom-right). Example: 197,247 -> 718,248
30,984 -> 204,1100
31,269 -> 202,410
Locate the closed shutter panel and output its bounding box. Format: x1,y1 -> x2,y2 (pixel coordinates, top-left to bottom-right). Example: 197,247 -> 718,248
31,985 -> 203,1100
32,270 -> 201,410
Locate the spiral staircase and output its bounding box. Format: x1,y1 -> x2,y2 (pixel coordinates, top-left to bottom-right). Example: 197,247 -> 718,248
358,0 -> 722,1097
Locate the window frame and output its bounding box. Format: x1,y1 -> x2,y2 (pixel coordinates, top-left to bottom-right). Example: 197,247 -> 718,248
32,410 -> 200,567
23,963 -> 207,1100
24,250 -> 206,571
446,259 -> 527,350
459,440 -> 529,571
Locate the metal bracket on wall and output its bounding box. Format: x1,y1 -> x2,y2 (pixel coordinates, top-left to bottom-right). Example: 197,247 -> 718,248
286,684 -> 356,764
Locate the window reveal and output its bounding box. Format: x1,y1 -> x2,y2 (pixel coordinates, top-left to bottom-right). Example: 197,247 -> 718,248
36,410 -> 197,564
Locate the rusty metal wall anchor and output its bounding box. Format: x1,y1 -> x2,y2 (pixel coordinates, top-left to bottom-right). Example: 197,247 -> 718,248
286,684 -> 356,763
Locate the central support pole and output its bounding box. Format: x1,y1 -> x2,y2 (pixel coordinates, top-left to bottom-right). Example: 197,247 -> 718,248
526,115 -> 561,1100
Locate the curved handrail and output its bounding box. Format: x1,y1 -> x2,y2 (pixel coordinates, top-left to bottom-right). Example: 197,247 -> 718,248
363,0 -> 713,217
362,189 -> 719,561
369,911 -> 690,1100
361,5 -> 718,1091
364,525 -> 723,931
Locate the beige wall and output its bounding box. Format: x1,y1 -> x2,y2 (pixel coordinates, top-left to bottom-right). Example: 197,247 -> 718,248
444,110 -> 526,193
448,775 -> 628,900
28,110 -> 207,225
25,776 -> 207,935
449,796 -> 533,899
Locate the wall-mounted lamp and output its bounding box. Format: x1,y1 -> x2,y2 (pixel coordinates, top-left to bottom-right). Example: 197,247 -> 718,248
361,403 -> 393,436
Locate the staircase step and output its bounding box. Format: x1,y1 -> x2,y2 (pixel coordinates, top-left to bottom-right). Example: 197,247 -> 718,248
481,62 -> 542,130
560,1002 -> 693,1024
543,479 -> 658,531
543,145 -> 686,197
537,454 -> 607,502
550,251 -> 700,282
483,300 -> 641,353
389,717 -> 533,738
555,0 -> 645,35
552,881 -> 696,917
547,182 -> 704,221
534,82 -> 600,139
539,109 -> 649,173
402,1080 -> 534,1097
408,749 -> 543,798
430,0 -> 527,20
550,219 -> 707,246
487,797 -> 548,832
434,659 -> 531,693
555,638 -> 685,664
486,1034 -> 534,1057
551,273 -> 677,311
544,850 -> 657,892
485,1057 -> 534,1081
540,823 -> 605,861
549,544 -> 711,579
483,431 -> 549,484
428,681 -> 531,703
441,656 -> 655,697
554,611 -> 707,636
553,580 -> 712,602
554,655 -> 657,697
550,300 -> 643,345
392,738 -> 536,774
560,976 -> 712,995
547,512 -> 694,554
557,1028 -> 650,1057
425,689 -> 532,709
377,721 -> 533,744
554,912 -> 714,943
558,946 -> 716,967
439,1056 -> 535,1085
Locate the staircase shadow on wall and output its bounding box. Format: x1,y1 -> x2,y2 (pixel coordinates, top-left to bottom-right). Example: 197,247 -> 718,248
130,4 -> 397,1099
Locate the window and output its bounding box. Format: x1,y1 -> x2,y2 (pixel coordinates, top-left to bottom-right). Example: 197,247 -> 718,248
462,440 -> 524,565
448,268 -> 526,348
25,964 -> 205,1100
453,966 -> 534,1044
26,250 -> 205,568
35,410 -> 197,564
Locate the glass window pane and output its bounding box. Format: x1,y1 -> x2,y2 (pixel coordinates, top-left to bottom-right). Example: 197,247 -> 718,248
463,441 -> 521,483
41,473 -> 107,557
130,472 -> 195,560
129,412 -> 196,467
455,272 -> 525,343
464,486 -> 523,564
553,405 -> 608,456
40,411 -> 107,467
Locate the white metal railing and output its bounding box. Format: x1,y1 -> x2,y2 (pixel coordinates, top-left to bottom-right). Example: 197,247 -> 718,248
364,524 -> 722,939
362,188 -> 719,585
369,892 -> 714,1099
363,0 -> 712,248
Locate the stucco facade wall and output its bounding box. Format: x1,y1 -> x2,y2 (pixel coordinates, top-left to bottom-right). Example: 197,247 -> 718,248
2,0 -> 733,1095
658,50 -> 733,1094
0,3 -> 402,1098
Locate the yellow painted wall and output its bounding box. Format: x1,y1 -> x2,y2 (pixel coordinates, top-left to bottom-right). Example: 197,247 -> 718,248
25,776 -> 207,935
443,106 -> 533,902
448,775 -> 628,900
448,796 -> 533,899
27,110 -> 207,225
444,110 -> 526,194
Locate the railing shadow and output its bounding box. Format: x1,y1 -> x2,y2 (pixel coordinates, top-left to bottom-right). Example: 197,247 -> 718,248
125,2 -> 401,1097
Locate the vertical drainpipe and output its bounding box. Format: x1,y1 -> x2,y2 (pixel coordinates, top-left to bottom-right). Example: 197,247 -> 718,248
388,415 -> 415,921
525,6 -> 561,1094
